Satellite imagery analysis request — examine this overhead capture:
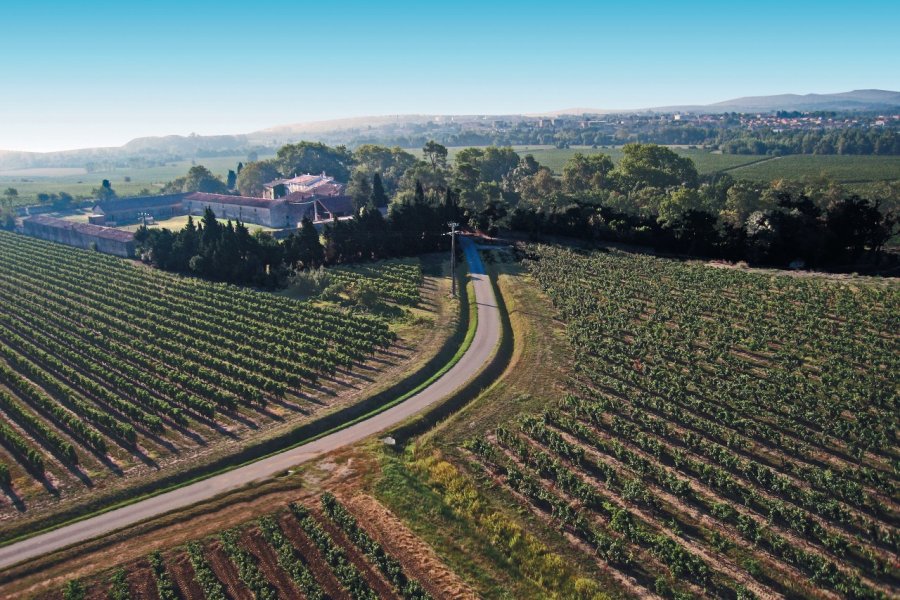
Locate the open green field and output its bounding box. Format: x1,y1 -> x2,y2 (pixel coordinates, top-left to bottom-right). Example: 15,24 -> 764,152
410,145 -> 900,184
410,145 -> 778,175
0,154 -> 271,205
723,154 -> 900,183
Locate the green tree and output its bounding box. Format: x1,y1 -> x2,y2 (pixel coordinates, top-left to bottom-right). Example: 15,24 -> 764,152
226,169 -> 237,189
479,146 -> 521,183
614,143 -> 698,191
562,152 -> 615,193
352,144 -> 416,192
825,196 -> 896,261
236,160 -> 281,197
422,140 -> 448,171
346,171 -> 372,211
504,155 -> 541,192
163,165 -> 228,194
721,181 -> 765,227
518,167 -> 561,207
285,217 -> 325,267
276,141 -> 353,181
93,179 -> 117,202
200,207 -> 222,248
658,187 -> 705,226
371,173 -> 389,208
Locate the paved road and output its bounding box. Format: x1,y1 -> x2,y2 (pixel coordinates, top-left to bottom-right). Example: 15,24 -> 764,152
0,236 -> 501,571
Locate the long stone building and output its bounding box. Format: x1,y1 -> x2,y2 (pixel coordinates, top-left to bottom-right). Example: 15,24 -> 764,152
183,193 -> 291,228
91,193 -> 188,225
84,186 -> 356,231
183,193 -> 355,228
23,215 -> 136,257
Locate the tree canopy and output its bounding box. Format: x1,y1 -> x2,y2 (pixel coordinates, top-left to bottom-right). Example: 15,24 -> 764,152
614,143 -> 699,190
276,142 -> 353,181
236,160 -> 281,197
162,165 -> 228,194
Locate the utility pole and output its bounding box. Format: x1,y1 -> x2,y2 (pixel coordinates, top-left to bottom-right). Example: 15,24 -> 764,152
448,221 -> 459,297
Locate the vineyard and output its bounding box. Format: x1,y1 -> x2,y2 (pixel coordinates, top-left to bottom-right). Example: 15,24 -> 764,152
46,494 -> 441,600
465,245 -> 899,599
0,230 -> 411,522
328,260 -> 424,306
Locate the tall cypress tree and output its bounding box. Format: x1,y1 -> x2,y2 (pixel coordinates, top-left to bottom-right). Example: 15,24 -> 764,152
371,173 -> 389,208
290,217 -> 324,267
201,207 -> 221,249
414,180 -> 426,204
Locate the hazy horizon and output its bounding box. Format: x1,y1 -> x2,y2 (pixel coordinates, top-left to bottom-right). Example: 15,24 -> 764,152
2,0 -> 898,152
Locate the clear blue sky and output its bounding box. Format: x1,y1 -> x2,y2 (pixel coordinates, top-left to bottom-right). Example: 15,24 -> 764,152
1,0 -> 897,152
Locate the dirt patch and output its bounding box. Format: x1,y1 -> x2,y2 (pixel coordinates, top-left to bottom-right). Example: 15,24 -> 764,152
240,526 -> 302,599
343,493 -> 478,600
204,540 -> 253,600
166,549 -> 206,600
127,560 -> 160,600
309,504 -> 401,600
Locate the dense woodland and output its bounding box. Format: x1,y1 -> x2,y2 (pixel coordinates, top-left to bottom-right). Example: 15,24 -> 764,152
133,140 -> 897,286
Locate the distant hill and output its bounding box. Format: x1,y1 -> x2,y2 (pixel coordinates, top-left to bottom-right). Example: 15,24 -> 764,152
1,90 -> 897,169
652,89 -> 900,114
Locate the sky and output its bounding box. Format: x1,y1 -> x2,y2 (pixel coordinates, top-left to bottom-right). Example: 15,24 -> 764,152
1,0 -> 898,152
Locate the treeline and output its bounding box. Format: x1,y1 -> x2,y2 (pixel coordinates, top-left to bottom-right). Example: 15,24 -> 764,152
490,144 -> 897,269
134,186 -> 459,287
138,139 -> 897,282
351,121 -> 899,156
511,193 -> 896,269
719,127 -> 900,155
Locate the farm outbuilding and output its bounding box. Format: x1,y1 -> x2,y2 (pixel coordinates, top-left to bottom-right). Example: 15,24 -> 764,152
183,192 -> 291,228
23,215 -> 136,257
287,195 -> 355,224
91,193 -> 188,225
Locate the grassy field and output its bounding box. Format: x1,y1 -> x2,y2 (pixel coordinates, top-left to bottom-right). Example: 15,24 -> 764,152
408,144 -> 900,184
0,154 -> 270,205
723,154 -> 900,183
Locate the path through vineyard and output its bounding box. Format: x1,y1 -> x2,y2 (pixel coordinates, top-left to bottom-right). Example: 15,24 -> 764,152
0,235 -> 503,570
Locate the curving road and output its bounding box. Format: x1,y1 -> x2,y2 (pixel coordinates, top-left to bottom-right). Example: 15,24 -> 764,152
0,236 -> 501,571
